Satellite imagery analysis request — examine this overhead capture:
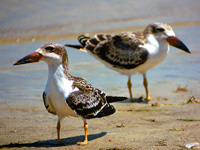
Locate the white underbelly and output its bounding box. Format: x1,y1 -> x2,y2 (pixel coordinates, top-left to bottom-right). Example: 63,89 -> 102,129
112,54 -> 167,75
45,77 -> 79,118
47,91 -> 79,119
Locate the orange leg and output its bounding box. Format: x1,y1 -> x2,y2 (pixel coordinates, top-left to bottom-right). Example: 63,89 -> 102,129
56,120 -> 61,144
143,73 -> 152,100
77,121 -> 88,145
127,76 -> 133,101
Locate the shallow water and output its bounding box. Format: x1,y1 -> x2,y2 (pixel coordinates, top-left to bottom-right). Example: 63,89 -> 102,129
0,0 -> 200,104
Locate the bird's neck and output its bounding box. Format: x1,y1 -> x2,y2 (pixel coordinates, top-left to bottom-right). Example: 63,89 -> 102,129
47,63 -> 71,85
146,34 -> 169,52
48,63 -> 64,77
146,34 -> 159,47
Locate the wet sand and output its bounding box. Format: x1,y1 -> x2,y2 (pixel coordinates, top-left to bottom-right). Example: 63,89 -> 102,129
1,0 -> 200,149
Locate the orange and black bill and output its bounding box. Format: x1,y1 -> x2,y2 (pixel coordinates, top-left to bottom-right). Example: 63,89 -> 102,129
166,36 -> 191,53
13,52 -> 43,65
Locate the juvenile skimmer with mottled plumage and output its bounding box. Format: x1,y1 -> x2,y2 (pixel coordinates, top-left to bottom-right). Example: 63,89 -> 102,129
65,22 -> 190,102
14,42 -> 127,145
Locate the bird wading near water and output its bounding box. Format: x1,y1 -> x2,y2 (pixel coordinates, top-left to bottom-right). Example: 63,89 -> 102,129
14,42 -> 127,145
65,22 -> 191,102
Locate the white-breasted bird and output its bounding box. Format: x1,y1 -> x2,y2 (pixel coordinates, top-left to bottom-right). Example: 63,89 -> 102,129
65,22 -> 190,101
14,42 -> 127,145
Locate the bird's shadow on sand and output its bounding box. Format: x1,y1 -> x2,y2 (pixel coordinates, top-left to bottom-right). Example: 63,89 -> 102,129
0,132 -> 107,148
122,97 -> 149,104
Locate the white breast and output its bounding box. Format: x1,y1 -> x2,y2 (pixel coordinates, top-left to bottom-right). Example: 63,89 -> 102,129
45,64 -> 79,119
133,42 -> 169,73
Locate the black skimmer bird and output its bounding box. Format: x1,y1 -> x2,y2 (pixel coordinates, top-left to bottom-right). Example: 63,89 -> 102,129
14,42 -> 127,145
65,22 -> 191,101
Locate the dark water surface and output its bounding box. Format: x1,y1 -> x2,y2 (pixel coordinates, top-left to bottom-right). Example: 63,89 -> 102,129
0,0 -> 200,104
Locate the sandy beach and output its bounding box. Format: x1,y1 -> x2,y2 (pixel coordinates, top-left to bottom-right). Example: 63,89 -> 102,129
1,96 -> 200,149
0,0 -> 200,149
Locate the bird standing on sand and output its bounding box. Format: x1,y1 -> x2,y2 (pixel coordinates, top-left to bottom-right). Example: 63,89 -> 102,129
14,42 -> 127,145
65,22 -> 191,101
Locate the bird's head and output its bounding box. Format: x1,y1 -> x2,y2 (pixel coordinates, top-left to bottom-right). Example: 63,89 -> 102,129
144,22 -> 191,53
14,42 -> 68,66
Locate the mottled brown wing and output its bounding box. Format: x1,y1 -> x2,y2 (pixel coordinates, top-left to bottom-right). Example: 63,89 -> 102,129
81,32 -> 149,69
66,77 -> 115,119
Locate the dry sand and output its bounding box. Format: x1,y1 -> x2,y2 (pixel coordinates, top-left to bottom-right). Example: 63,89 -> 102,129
0,91 -> 200,150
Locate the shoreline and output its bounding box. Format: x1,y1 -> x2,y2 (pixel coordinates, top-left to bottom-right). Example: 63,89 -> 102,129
1,21 -> 200,45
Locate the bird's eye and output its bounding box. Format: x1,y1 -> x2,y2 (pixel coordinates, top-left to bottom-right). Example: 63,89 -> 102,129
45,46 -> 54,52
156,28 -> 165,32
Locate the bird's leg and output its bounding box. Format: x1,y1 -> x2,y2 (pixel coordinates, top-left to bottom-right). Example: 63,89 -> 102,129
127,76 -> 133,101
56,120 -> 61,144
77,121 -> 88,145
143,73 -> 152,100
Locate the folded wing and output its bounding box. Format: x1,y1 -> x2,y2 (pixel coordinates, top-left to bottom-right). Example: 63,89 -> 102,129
66,77 -> 127,119
65,32 -> 149,69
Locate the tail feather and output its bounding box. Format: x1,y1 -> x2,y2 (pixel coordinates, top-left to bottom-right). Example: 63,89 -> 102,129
65,34 -> 91,51
64,44 -> 83,49
106,96 -> 128,103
